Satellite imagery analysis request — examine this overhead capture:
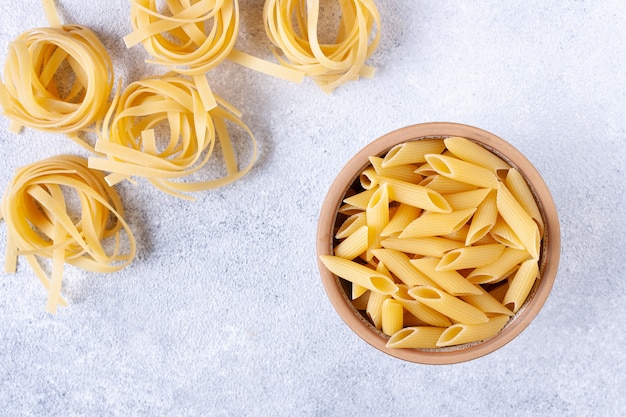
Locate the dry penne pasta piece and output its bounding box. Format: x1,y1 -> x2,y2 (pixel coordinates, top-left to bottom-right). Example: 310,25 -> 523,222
419,175 -> 479,194
382,299 -> 404,336
399,208 -> 476,239
445,188 -> 491,211
359,166 -> 379,189
319,255 -> 398,294
505,168 -> 545,236
338,203 -> 362,215
335,212 -> 367,239
334,225 -> 368,260
410,257 -> 482,296
436,244 -> 506,271
443,137 -> 511,173
503,258 -> 539,313
386,326 -> 446,349
352,284 -> 369,302
408,286 -> 489,325
366,184 -> 389,260
414,162 -> 438,176
436,315 -> 510,347
343,187 -> 378,210
369,157 -> 422,184
467,247 -> 530,284
381,236 -> 464,258
380,176 -> 451,213
381,204 -> 421,237
496,182 -> 541,259
382,139 -> 446,167
425,154 -> 500,189
370,248 -> 438,288
489,216 -> 526,250
367,290 -> 390,330
444,224 -> 471,242
460,286 -> 514,316
391,285 -> 452,327
465,190 -> 498,245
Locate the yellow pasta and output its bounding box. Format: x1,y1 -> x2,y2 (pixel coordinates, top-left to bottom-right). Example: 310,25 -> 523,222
489,216 -> 526,250
88,73 -> 256,199
460,287 -> 514,317
343,187 -> 378,210
419,175 -> 479,194
370,248 -> 438,288
410,257 -> 482,296
366,290 -> 389,330
381,298 -> 404,336
0,1 -> 114,151
333,225 -> 368,260
263,0 -> 381,93
382,139 -> 446,167
436,315 -> 510,347
0,155 -> 136,314
335,212 -> 367,239
437,244 -> 506,271
443,136 -> 511,173
390,285 -> 452,327
503,258 -> 539,313
386,326 -> 446,349
467,247 -> 530,284
505,168 -> 545,235
365,184 -> 389,260
465,190 -> 497,245
496,182 -> 541,259
425,154 -> 500,189
408,286 -> 489,325
444,188 -> 490,211
369,157 -> 422,184
381,204 -> 421,237
399,208 -> 476,239
381,236 -> 464,258
380,176 -> 451,213
319,255 -> 398,294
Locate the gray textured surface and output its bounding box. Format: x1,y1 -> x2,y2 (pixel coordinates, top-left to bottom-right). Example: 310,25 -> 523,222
1,1 -> 625,416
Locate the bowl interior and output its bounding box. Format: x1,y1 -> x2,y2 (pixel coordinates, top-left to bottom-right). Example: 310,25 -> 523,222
316,122 -> 560,364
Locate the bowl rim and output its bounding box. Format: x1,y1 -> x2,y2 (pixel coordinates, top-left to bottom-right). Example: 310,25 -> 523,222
316,122 -> 561,365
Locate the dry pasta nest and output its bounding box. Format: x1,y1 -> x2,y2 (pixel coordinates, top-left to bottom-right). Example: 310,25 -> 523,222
125,0 -> 240,75
88,72 -> 257,199
263,0 -> 381,93
0,155 -> 136,314
0,24 -> 114,147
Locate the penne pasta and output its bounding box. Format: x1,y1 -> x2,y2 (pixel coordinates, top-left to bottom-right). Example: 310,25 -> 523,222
436,244 -> 506,271
333,225 -> 368,260
367,290 -> 390,330
443,136 -> 511,173
466,247 -> 530,284
343,187 -> 378,210
496,182 -> 541,259
366,184 -> 389,260
381,204 -> 421,237
425,154 -> 500,189
436,315 -> 510,347
381,236 -> 465,258
410,257 -> 483,296
335,212 -> 367,239
319,255 -> 398,294
351,289 -> 370,308
465,190 -> 498,245
443,188 -> 490,211
408,286 -> 489,325
369,157 -> 422,184
505,168 -> 545,236
359,166 -> 379,190
503,258 -> 539,313
382,139 -> 446,167
489,216 -> 526,250
460,286 -> 514,316
399,208 -> 476,239
391,285 -> 452,327
370,248 -> 438,288
380,176 -> 452,213
382,299 -> 404,336
386,326 -> 446,349
419,175 -> 479,194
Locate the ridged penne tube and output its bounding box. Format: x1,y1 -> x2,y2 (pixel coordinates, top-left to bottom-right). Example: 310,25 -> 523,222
379,176 -> 451,213
381,236 -> 464,258
443,137 -> 511,173
381,204 -> 421,237
319,255 -> 398,294
382,299 -> 404,336
399,208 -> 476,239
343,187 -> 377,210
391,285 -> 452,327
414,162 -> 437,177
489,216 -> 525,250
436,244 -> 506,271
408,286 -> 489,325
419,175 -> 479,194
503,258 -> 539,313
386,326 -> 446,349
382,139 -> 446,167
352,284 -> 369,302
496,182 -> 541,259
445,188 -> 491,211
369,157 -> 422,184
333,225 -> 368,260
436,315 -> 510,347
505,168 -> 545,236
367,290 -> 389,330
467,247 -> 530,284
366,184 -> 389,260
335,212 -> 367,239
460,286 -> 514,316
410,257 -> 482,296
359,166 -> 379,190
425,154 -> 500,189
465,190 -> 498,245
370,248 -> 438,288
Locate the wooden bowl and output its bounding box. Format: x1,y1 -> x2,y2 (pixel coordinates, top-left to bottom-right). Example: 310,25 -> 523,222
316,122 -> 560,364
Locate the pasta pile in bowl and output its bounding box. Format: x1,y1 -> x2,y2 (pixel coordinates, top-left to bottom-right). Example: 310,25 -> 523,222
316,122 -> 560,364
